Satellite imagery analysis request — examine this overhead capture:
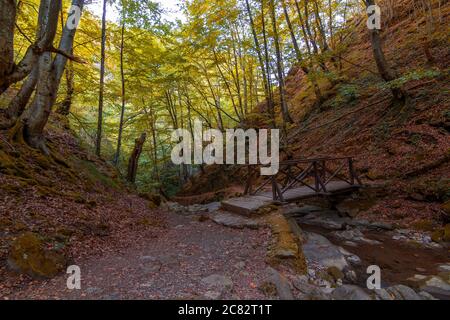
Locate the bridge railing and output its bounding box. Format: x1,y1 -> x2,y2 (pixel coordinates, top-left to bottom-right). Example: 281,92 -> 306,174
244,157 -> 362,202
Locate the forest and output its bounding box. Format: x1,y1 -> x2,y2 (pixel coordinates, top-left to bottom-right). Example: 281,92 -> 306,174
0,0 -> 449,301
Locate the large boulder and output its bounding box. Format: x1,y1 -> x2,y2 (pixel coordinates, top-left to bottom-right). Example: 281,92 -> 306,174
266,267 -> 294,300
302,232 -> 349,271
210,211 -> 261,229
8,232 -> 67,278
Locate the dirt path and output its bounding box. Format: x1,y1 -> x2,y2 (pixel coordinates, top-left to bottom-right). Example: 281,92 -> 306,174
4,212 -> 273,300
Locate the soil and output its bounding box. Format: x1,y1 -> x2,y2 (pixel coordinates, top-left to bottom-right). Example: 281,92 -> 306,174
1,211 -> 274,300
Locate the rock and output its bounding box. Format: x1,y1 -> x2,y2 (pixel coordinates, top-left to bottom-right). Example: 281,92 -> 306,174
386,285 -> 422,300
267,267 -> 294,300
204,202 -> 221,213
187,204 -> 209,213
201,274 -> 233,291
298,211 -> 348,230
437,264 -> 450,272
348,219 -> 393,231
204,290 -> 222,300
337,247 -> 353,256
292,275 -> 331,300
360,238 -> 382,245
167,202 -> 185,213
333,229 -> 364,241
345,270 -> 358,283
210,212 -> 260,229
266,213 -> 306,273
86,287 -> 101,294
331,285 -> 372,300
333,228 -> 382,245
347,255 -> 362,266
343,241 -> 358,247
234,261 -> 246,269
7,232 -> 66,278
337,247 -> 363,265
407,274 -> 428,284
373,289 -> 394,300
303,232 -> 349,271
327,266 -> 345,281
420,276 -> 450,298
368,221 -> 394,231
418,291 -> 437,300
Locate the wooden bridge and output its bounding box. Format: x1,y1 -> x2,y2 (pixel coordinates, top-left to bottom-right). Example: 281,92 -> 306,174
221,157 -> 363,215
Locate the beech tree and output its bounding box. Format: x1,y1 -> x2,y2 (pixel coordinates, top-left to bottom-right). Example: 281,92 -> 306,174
95,0 -> 107,156
365,0 -> 405,102
9,0 -> 86,153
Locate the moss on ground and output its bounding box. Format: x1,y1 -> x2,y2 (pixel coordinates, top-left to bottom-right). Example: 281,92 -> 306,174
7,232 -> 67,279
266,212 -> 307,274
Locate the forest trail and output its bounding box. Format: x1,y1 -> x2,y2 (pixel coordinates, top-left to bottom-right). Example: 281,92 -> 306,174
6,211 -> 273,300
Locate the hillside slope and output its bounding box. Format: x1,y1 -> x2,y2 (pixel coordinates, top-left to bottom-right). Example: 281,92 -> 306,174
0,115 -> 164,288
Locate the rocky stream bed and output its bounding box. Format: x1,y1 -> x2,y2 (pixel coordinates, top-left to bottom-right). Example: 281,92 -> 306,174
169,201 -> 450,300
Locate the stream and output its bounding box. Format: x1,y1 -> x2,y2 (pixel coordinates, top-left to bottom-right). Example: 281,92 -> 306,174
288,206 -> 450,300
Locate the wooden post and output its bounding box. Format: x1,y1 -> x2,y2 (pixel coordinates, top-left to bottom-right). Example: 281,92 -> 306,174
313,161 -> 320,192
321,160 -> 326,188
127,133 -> 147,183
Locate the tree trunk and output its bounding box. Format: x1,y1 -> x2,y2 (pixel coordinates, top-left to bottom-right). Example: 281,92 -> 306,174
365,0 -> 405,102
0,0 -> 61,95
114,18 -> 126,166
56,54 -> 74,116
293,0 -> 312,56
269,0 -> 293,125
281,0 -> 302,62
21,52 -> 57,153
260,0 -> 275,125
13,0 -> 85,152
96,0 -> 107,157
244,0 -> 273,123
0,0 -> 16,89
3,65 -> 38,125
127,133 -> 147,183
